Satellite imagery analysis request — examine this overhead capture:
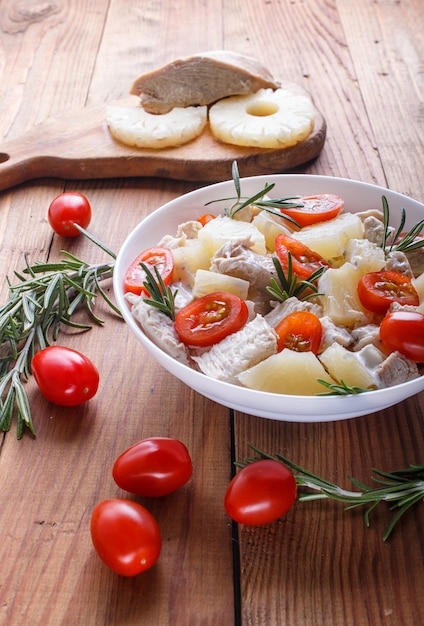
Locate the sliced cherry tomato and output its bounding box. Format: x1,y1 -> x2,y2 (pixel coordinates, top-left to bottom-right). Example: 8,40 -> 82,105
279,193 -> 344,228
224,460 -> 297,526
380,310 -> 424,362
124,247 -> 174,295
48,192 -> 91,237
90,499 -> 162,576
174,291 -> 248,347
113,437 -> 193,497
358,271 -> 419,315
275,233 -> 330,280
275,311 -> 322,353
31,346 -> 99,406
197,213 -> 216,226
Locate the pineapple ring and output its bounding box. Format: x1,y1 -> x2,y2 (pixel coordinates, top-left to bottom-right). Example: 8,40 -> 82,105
106,104 -> 207,149
208,88 -> 315,149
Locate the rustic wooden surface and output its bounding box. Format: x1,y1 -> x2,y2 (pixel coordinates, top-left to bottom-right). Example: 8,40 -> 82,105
0,1 -> 423,625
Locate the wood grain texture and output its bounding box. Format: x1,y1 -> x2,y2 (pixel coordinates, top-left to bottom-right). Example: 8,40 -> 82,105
0,1 -> 423,625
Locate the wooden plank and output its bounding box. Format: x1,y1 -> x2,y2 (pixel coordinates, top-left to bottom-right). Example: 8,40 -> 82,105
0,2 -> 236,626
227,0 -> 424,624
338,0 -> 424,198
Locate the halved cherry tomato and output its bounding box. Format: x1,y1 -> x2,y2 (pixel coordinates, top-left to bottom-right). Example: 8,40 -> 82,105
48,192 -> 91,237
358,271 -> 419,315
197,213 -> 216,226
113,437 -> 193,497
279,193 -> 344,228
275,233 -> 330,280
124,247 -> 174,295
174,291 -> 248,347
31,346 -> 99,406
275,311 -> 322,353
224,460 -> 297,526
380,310 -> 424,362
90,499 -> 162,576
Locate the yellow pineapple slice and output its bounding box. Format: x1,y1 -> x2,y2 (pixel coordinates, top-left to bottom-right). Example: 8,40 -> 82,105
106,104 -> 207,149
208,88 -> 315,149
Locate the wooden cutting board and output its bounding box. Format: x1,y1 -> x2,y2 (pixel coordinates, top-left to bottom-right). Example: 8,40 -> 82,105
0,84 -> 326,191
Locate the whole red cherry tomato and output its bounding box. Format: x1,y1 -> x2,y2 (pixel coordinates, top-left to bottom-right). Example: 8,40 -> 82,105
31,346 -> 99,406
124,247 -> 174,296
48,192 -> 91,237
279,193 -> 344,228
275,311 -> 322,353
224,459 -> 297,525
379,310 -> 424,362
113,437 -> 193,497
174,291 -> 248,347
90,499 -> 162,576
275,233 -> 330,281
358,271 -> 419,314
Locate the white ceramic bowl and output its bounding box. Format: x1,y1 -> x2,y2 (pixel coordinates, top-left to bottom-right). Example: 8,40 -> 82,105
113,174 -> 424,422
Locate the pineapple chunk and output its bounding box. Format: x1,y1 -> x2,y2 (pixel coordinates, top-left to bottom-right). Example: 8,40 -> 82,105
198,215 -> 267,255
319,343 -> 384,389
171,239 -> 211,286
106,104 -> 207,148
318,262 -> 371,327
252,210 -> 293,251
192,269 -> 250,299
292,212 -> 364,264
237,348 -> 334,395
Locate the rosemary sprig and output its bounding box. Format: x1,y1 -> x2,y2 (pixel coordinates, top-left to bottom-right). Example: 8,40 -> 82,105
239,443 -> 424,540
381,195 -> 424,254
316,378 -> 375,395
140,262 -> 178,320
0,228 -> 119,438
205,161 -> 303,226
266,254 -> 325,302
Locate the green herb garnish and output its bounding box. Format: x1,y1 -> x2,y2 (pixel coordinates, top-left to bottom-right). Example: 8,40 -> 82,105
381,195 -> 424,254
316,378 -> 375,395
266,254 -> 325,302
140,262 -> 177,320
205,161 -> 304,226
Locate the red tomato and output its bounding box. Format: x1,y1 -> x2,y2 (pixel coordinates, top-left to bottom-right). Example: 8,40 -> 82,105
380,310 -> 424,362
275,311 -> 322,353
197,213 -> 216,226
48,192 -> 91,237
174,291 -> 249,347
279,193 -> 344,228
90,499 -> 161,576
124,247 -> 174,295
358,271 -> 419,315
31,346 -> 99,406
113,437 -> 193,497
224,460 -> 297,525
275,233 -> 330,280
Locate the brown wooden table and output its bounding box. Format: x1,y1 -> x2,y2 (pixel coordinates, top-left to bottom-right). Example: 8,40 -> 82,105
0,1 -> 423,624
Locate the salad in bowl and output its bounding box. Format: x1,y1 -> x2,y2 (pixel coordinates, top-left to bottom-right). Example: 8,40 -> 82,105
113,167 -> 424,422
